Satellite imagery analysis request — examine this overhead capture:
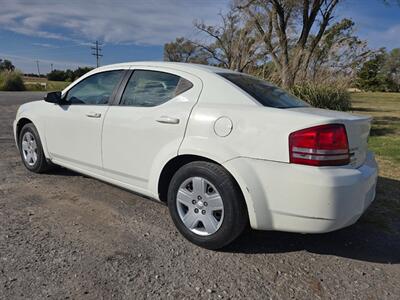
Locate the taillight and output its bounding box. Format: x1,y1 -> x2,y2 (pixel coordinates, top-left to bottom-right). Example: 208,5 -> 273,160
289,124 -> 350,166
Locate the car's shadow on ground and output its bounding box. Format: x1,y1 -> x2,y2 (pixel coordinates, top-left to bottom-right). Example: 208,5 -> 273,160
46,167 -> 400,264
46,167 -> 84,177
224,176 -> 400,264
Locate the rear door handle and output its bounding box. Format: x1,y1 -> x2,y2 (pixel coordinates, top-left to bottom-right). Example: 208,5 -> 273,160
156,116 -> 180,124
86,112 -> 102,118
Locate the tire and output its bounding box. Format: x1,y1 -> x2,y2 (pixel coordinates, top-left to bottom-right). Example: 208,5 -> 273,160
167,161 -> 248,250
18,123 -> 53,173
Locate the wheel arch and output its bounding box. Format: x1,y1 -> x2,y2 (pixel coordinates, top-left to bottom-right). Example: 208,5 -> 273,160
16,117 -> 33,143
15,116 -> 50,159
157,155 -> 249,219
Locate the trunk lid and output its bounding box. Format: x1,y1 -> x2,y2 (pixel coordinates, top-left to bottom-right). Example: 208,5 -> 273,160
289,107 -> 372,168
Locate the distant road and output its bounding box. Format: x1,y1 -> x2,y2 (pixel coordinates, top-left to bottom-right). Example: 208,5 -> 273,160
0,92 -> 46,140
0,91 -> 46,106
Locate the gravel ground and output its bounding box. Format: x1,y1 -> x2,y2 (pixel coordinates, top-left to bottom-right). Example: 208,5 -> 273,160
0,91 -> 399,299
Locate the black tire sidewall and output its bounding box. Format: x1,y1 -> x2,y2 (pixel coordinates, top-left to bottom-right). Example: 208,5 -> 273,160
19,123 -> 48,173
168,162 -> 247,249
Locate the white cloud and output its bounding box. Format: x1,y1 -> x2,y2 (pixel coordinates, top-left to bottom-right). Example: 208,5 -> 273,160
0,0 -> 230,45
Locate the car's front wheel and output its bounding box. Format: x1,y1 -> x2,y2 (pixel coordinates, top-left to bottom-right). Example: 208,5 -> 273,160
167,161 -> 248,249
18,123 -> 53,173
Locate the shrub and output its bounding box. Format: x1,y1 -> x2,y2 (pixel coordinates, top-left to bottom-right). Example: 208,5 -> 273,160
290,83 -> 351,111
0,71 -> 26,91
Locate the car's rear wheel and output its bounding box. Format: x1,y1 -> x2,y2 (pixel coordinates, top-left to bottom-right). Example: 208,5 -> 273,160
19,123 -> 52,173
167,161 -> 248,249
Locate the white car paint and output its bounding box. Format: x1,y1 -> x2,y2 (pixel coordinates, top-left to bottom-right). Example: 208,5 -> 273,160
13,61 -> 378,233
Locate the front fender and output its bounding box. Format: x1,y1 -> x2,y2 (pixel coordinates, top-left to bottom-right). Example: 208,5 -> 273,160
15,101 -> 51,159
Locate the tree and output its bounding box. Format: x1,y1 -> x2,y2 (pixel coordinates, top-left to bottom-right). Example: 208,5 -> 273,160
72,67 -> 93,80
0,59 -> 15,72
305,18 -> 371,81
356,50 -> 390,91
164,37 -> 208,64
47,69 -> 68,81
47,67 -> 93,82
383,48 -> 400,91
194,10 -> 261,72
356,48 -> 400,92
237,0 -> 342,89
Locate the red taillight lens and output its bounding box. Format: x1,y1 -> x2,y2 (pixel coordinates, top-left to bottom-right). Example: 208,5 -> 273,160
289,124 -> 350,166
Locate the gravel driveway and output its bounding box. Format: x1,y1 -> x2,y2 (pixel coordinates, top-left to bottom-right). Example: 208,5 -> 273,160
0,91 -> 399,299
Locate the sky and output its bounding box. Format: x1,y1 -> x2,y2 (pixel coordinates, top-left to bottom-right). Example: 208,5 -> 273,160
0,0 -> 399,74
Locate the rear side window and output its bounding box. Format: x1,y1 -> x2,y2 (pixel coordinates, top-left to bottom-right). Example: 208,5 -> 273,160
120,70 -> 193,107
218,73 -> 309,108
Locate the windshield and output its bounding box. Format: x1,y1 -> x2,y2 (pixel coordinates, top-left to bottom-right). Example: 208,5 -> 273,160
218,73 -> 309,108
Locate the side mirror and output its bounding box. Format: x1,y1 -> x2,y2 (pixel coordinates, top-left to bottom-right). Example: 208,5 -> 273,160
44,91 -> 62,104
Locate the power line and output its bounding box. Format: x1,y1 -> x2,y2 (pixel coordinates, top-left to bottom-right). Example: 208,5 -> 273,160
91,41 -> 103,67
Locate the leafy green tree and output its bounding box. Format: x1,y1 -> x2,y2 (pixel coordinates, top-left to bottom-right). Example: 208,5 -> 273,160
47,67 -> 93,82
384,48 -> 400,91
356,51 -> 390,91
47,69 -> 68,81
0,59 -> 15,72
73,67 -> 93,80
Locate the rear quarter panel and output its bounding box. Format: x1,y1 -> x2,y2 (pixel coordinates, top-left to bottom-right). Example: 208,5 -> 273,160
179,104 -> 339,163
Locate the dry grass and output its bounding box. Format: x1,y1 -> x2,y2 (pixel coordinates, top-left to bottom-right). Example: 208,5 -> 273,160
23,76 -> 70,91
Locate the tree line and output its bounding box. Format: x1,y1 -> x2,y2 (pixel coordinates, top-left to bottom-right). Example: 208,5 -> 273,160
0,58 -> 93,82
164,0 -> 400,92
0,58 -> 94,91
46,67 -> 94,82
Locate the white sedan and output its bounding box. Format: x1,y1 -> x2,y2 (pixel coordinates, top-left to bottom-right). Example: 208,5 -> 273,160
14,62 -> 378,249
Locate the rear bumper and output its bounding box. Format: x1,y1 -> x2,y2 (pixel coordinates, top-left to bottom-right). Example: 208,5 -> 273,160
224,152 -> 378,233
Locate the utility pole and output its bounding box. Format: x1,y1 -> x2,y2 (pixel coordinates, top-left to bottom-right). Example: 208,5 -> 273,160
50,63 -> 54,72
36,60 -> 41,77
91,41 -> 103,67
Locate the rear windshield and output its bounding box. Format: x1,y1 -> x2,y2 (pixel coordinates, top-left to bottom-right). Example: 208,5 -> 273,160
218,73 -> 309,108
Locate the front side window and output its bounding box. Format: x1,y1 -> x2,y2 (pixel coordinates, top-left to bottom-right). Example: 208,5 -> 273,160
65,70 -> 123,105
218,73 -> 309,108
120,70 -> 193,107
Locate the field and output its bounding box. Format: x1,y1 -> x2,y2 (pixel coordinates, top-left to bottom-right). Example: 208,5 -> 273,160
0,91 -> 399,299
23,76 -> 70,91
352,93 -> 400,166
351,92 -> 400,232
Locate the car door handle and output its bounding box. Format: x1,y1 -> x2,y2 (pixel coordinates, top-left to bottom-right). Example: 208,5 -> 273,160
156,116 -> 180,124
86,112 -> 102,118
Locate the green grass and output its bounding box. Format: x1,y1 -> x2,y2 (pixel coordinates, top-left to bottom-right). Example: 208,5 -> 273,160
351,92 -> 400,164
351,92 -> 400,232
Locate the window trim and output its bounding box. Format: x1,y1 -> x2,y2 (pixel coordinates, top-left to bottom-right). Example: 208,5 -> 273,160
61,69 -> 128,106
114,69 -> 194,107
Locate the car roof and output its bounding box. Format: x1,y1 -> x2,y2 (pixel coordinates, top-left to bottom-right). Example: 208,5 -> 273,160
96,61 -> 237,76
